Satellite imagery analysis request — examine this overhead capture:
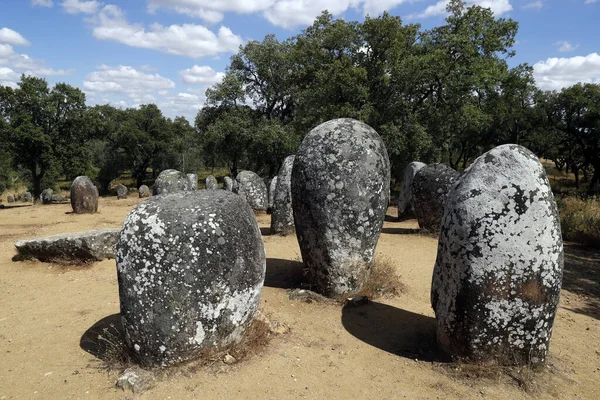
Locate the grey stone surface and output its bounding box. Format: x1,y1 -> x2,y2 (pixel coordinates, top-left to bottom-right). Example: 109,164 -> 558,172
51,194 -> 67,203
14,229 -> 120,262
235,171 -> 268,211
116,367 -> 155,394
116,190 -> 266,367
270,155 -> 295,236
205,175 -> 218,190
268,176 -> 278,213
40,189 -> 53,204
7,195 -> 14,203
153,169 -> 193,196
397,161 -> 426,218
223,176 -> 235,192
291,118 -> 390,297
411,164 -> 459,233
431,144 -> 563,365
116,184 -> 128,199
138,185 -> 150,198
71,176 -> 99,214
187,173 -> 198,190
20,192 -> 32,202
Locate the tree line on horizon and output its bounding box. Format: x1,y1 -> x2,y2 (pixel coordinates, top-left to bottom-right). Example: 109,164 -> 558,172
1,0 -> 599,199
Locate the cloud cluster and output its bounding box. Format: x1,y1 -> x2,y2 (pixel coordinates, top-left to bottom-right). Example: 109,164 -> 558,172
83,64 -> 175,94
31,0 -> 54,7
180,65 -> 225,85
533,53 -> 600,91
61,0 -> 103,15
408,0 -> 513,19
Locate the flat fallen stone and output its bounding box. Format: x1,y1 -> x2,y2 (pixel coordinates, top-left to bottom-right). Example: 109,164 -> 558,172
14,229 -> 120,263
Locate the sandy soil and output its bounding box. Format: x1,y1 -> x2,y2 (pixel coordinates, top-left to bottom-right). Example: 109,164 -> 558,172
0,196 -> 599,400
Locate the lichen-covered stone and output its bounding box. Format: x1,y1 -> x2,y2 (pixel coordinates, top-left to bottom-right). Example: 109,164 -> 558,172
205,175 -> 218,190
292,118 -> 390,297
271,155 -> 295,236
235,171 -> 268,212
116,190 -> 266,367
14,229 -> 119,262
71,176 -> 98,214
411,164 -> 459,233
20,192 -> 32,202
267,177 -> 278,214
153,169 -> 193,196
138,185 -> 150,198
116,184 -> 128,199
7,195 -> 14,203
40,189 -> 53,204
431,144 -> 563,365
51,194 -> 67,203
223,177 -> 235,192
187,173 -> 198,190
398,162 -> 426,218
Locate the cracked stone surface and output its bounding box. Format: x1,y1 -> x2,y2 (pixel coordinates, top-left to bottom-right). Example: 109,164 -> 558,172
235,171 -> 267,212
116,190 -> 266,367
71,176 -> 98,214
398,161 -> 426,218
205,175 -> 218,190
14,229 -> 119,262
271,155 -> 295,236
291,118 -> 390,297
431,144 -> 564,365
153,169 -> 194,196
411,164 -> 459,233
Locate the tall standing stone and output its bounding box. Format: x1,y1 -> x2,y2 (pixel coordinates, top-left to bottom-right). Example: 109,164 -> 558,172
153,169 -> 193,196
116,190 -> 266,367
116,184 -> 128,199
205,175 -> 218,190
187,173 -> 198,190
235,171 -> 268,212
397,162 -> 426,218
40,189 -> 53,204
431,144 -> 563,365
411,164 -> 459,233
271,155 -> 295,236
223,177 -> 235,192
292,118 -> 390,297
267,177 -> 278,214
71,176 -> 98,214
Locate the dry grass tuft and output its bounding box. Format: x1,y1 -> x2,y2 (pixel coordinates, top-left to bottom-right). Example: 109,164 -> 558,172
557,196 -> 600,246
356,257 -> 405,299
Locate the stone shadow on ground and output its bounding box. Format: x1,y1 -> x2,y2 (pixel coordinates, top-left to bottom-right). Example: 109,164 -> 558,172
80,313 -> 130,362
260,227 -> 271,236
341,301 -> 450,362
380,227 -> 422,235
561,243 -> 600,320
264,258 -> 305,289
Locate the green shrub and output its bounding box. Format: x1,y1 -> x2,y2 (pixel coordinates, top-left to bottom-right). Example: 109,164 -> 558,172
557,196 -> 600,246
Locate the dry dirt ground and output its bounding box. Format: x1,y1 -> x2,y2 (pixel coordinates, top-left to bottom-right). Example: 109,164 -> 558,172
0,196 -> 599,400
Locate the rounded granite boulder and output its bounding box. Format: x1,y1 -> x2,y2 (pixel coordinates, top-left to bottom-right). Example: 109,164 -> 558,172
291,118 -> 390,297
431,144 -> 563,365
116,184 -> 128,199
71,176 -> 98,214
153,169 -> 193,196
7,195 -> 14,203
116,190 -> 266,367
205,175 -> 218,190
397,161 -> 426,218
223,176 -> 235,192
235,171 -> 268,212
411,164 -> 459,233
138,185 -> 150,198
40,188 -> 53,205
20,192 -> 32,202
270,156 -> 295,236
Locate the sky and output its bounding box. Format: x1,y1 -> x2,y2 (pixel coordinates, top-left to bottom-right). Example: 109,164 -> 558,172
0,0 -> 599,123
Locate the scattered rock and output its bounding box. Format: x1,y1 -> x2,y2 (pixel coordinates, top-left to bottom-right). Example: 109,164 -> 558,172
205,175 -> 218,190
187,173 -> 198,190
397,161 -> 426,218
138,185 -> 150,198
50,194 -> 67,203
40,189 -> 53,204
117,190 -> 266,367
7,195 -> 14,203
288,289 -> 337,304
14,229 -> 120,263
223,354 -> 236,364
432,144 -> 564,365
411,164 -> 459,233
116,184 -> 128,199
153,169 -> 193,196
291,118 -> 390,297
267,176 -> 278,214
20,192 -> 32,202
235,171 -> 268,212
116,367 -> 155,394
270,155 -> 295,236
70,176 -> 99,214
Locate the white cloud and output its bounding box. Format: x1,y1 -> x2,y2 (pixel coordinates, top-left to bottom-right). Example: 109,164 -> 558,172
533,53 -> 600,91
159,92 -> 205,122
522,1 -> 542,9
180,65 -> 225,85
61,0 -> 103,14
91,5 -> 243,58
147,0 -> 276,24
31,0 -> 54,7
0,66 -> 20,87
584,0 -> 598,4
0,43 -> 72,77
83,65 -> 175,95
0,28 -> 31,46
555,41 -> 579,53
409,0 -> 513,19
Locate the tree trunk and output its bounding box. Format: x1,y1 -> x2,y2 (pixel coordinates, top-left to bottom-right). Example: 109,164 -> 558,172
574,166 -> 580,189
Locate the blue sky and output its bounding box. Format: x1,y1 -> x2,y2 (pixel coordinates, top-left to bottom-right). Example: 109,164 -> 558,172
0,0 -> 598,122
